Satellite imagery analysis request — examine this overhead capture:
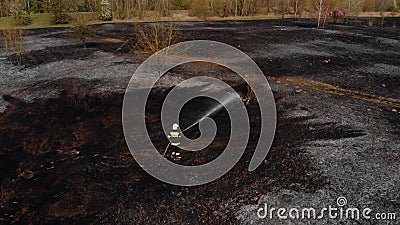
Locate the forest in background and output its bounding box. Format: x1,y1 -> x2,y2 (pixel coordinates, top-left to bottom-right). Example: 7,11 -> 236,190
0,0 -> 399,21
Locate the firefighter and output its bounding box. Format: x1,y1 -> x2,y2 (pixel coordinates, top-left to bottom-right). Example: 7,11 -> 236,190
167,123 -> 182,161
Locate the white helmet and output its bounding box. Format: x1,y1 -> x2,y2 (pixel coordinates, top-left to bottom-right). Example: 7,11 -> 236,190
172,123 -> 179,131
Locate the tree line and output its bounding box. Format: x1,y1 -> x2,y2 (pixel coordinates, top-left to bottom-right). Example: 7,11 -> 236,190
0,0 -> 398,19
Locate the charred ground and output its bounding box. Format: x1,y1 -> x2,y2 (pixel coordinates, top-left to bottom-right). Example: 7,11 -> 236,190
0,19 -> 399,224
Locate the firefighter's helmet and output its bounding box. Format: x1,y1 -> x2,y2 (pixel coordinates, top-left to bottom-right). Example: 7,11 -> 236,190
172,123 -> 179,131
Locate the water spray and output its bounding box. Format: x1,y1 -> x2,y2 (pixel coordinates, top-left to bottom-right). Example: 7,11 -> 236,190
182,94 -> 238,132
164,94 -> 239,156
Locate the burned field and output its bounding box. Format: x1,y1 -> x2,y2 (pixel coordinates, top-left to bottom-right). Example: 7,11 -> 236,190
1,19 -> 399,224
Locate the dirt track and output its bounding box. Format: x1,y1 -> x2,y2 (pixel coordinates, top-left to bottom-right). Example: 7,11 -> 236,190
0,19 -> 399,224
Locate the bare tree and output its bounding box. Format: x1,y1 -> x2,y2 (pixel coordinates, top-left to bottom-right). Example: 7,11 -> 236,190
0,0 -> 13,17
347,0 -> 351,13
275,0 -> 290,23
134,20 -> 179,57
49,0 -> 72,24
1,25 -> 26,67
71,13 -> 94,48
240,0 -> 259,16
235,0 -> 238,16
294,0 -> 300,17
189,0 -> 211,19
155,0 -> 172,17
137,0 -> 149,19
242,0 -> 247,15
213,0 -> 230,17
375,0 -> 392,26
315,0 -> 327,28
322,0 -> 339,27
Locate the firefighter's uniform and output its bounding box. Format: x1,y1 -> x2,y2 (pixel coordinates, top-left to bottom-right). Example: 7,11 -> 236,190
168,123 -> 182,161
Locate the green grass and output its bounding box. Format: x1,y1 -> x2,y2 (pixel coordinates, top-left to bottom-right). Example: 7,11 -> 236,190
0,13 -> 69,30
0,13 -> 103,30
258,7 -> 270,14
